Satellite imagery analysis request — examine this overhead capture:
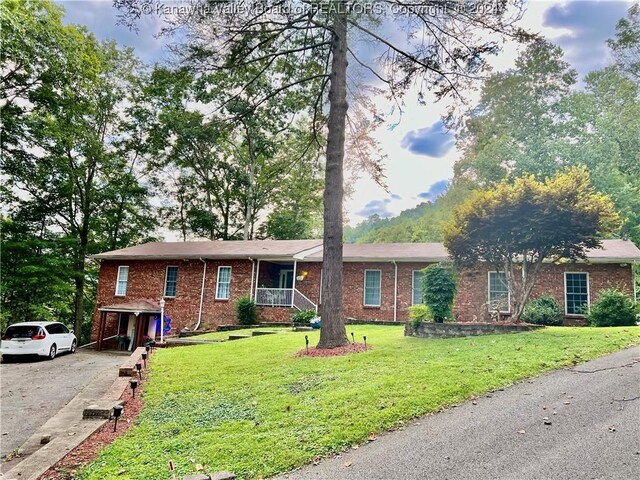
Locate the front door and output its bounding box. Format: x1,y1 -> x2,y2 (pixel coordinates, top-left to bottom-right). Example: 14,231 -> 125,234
279,269 -> 294,289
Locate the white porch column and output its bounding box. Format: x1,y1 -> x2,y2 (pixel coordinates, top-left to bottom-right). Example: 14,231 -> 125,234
254,259 -> 261,301
291,260 -> 298,307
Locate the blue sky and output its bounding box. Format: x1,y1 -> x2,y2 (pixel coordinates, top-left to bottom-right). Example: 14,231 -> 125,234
58,0 -> 636,225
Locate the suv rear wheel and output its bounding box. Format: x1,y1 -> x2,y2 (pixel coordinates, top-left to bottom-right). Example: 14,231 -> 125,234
48,344 -> 57,360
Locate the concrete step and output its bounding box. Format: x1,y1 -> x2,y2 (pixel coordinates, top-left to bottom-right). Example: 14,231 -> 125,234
82,400 -> 124,420
228,335 -> 251,340
251,330 -> 278,336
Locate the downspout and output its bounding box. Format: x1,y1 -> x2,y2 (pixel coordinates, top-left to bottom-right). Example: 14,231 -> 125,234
249,257 -> 255,301
393,260 -> 398,322
195,258 -> 207,330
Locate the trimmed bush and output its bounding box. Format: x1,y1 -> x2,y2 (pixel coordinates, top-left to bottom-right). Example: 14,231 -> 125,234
236,296 -> 257,325
291,309 -> 317,324
408,304 -> 433,329
587,289 -> 637,327
421,264 -> 457,323
521,295 -> 564,326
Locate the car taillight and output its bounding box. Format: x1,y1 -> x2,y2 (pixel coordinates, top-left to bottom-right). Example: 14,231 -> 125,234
32,334 -> 46,340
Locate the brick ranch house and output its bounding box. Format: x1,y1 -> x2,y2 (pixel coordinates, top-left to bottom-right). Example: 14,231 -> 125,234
91,239 -> 639,349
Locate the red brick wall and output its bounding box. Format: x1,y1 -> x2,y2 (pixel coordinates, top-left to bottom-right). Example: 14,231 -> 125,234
92,258 -> 635,342
92,259 -> 256,341
454,263 -> 634,324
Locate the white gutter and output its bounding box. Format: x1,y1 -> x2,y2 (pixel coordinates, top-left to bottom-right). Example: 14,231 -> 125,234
393,260 -> 398,322
249,257 -> 255,301
195,258 -> 207,330
254,259 -> 261,301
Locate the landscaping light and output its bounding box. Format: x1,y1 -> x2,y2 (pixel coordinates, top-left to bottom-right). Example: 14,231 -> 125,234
113,404 -> 123,432
145,344 -> 150,355
135,362 -> 142,379
350,332 -> 355,343
363,335 -> 367,350
305,335 -> 309,353
142,352 -> 147,368
150,341 -> 156,353
129,379 -> 138,398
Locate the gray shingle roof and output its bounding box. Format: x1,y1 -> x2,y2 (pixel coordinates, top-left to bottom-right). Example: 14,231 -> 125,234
92,239 -> 323,260
91,239 -> 640,263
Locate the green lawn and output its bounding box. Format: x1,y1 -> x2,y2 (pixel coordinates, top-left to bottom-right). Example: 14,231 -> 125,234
192,326 -> 294,341
80,325 -> 640,480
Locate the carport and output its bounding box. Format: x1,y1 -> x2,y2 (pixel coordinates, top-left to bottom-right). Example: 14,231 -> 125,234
95,300 -> 162,351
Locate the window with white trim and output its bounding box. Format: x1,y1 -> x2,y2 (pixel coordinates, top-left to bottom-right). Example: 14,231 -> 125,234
565,272 -> 589,315
412,270 -> 425,305
164,266 -> 179,297
364,270 -> 381,306
488,271 -> 509,312
115,266 -> 129,296
216,266 -> 232,300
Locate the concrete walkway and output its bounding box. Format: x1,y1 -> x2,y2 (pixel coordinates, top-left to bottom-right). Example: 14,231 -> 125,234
278,346 -> 640,480
1,350 -> 137,480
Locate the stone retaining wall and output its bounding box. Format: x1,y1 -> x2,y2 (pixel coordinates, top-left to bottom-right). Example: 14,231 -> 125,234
405,321 -> 543,339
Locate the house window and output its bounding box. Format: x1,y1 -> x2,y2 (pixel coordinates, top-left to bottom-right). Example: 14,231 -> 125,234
488,271 -> 510,312
115,266 -> 129,296
164,266 -> 179,297
216,266 -> 232,300
412,270 -> 425,305
565,272 -> 589,315
364,270 -> 381,306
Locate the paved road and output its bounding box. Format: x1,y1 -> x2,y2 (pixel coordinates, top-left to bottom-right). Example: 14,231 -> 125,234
0,349 -> 126,459
279,346 -> 640,480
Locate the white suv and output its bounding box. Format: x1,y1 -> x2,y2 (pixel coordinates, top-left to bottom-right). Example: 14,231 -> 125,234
1,322 -> 77,360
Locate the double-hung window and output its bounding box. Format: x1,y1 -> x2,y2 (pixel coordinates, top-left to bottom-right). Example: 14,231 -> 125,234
364,270 -> 381,307
216,266 -> 232,300
412,270 -> 425,305
164,266 -> 179,297
115,266 -> 129,296
488,271 -> 509,312
565,272 -> 589,315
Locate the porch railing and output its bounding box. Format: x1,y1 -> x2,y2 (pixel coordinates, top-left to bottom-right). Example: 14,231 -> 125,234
292,289 -> 318,313
255,288 -> 293,307
255,288 -> 318,312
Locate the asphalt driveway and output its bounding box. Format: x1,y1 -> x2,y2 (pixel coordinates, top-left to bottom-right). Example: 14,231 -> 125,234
0,349 -> 126,459
279,345 -> 640,480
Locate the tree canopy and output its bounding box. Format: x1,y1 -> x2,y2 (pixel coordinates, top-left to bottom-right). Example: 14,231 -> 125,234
443,167 -> 621,321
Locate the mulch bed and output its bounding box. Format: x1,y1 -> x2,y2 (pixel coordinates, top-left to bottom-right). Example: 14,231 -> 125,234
296,342 -> 370,357
39,377 -> 146,480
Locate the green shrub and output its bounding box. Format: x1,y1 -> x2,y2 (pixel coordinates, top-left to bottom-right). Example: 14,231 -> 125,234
421,264 -> 457,323
587,289 -> 637,327
408,304 -> 433,329
236,296 -> 257,325
291,309 -> 317,324
521,295 -> 564,326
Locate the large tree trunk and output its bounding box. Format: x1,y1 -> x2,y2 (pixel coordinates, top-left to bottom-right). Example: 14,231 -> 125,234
317,8 -> 349,349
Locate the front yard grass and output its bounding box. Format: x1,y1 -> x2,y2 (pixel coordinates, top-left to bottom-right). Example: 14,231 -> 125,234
81,325 -> 639,479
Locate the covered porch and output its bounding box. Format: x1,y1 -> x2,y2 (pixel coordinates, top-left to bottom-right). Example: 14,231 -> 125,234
254,260 -> 317,311
95,300 -> 163,351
